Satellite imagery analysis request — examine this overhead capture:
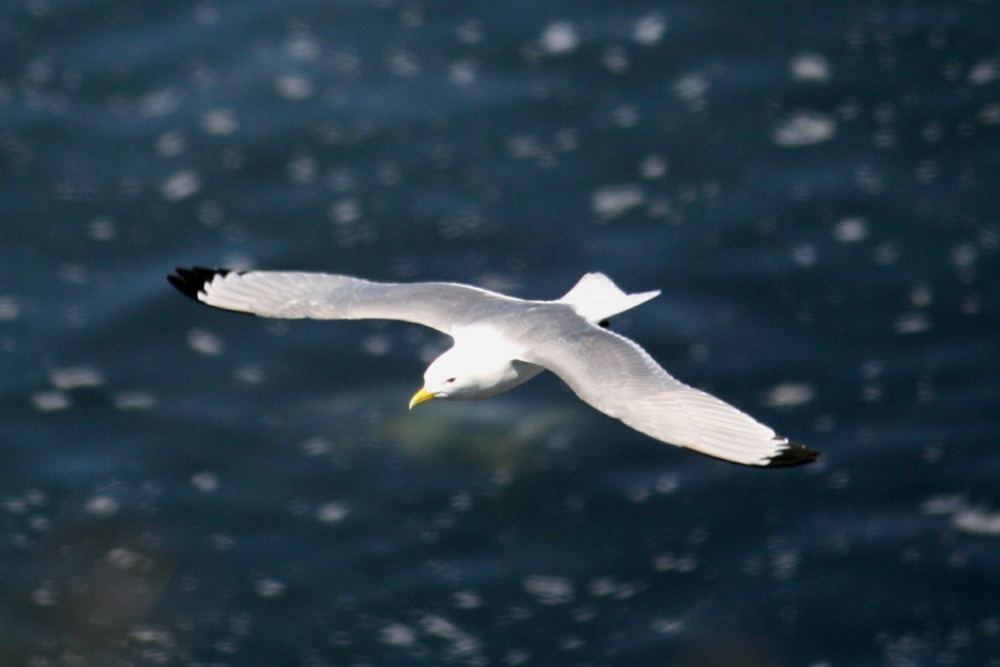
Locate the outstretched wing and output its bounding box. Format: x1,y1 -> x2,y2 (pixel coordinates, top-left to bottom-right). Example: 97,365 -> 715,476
519,320 -> 818,467
167,267 -> 516,335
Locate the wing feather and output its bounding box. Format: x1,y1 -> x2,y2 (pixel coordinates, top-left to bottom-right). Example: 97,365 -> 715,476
520,323 -> 817,467
167,267 -> 515,335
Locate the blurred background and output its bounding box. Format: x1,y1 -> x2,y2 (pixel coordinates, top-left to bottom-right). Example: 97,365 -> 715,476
2,0 -> 998,665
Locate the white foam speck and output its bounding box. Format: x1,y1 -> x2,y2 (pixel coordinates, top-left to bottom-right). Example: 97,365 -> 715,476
88,217 -> 117,241
961,295 -> 982,315
921,494 -> 967,515
656,473 -> 679,494
235,365 -> 265,385
448,60 -> 478,86
139,89 -> 180,117
316,501 -> 348,523
130,626 -> 175,646
160,170 -> 201,201
602,45 -> 630,74
287,155 -> 317,184
452,589 -> 482,609
894,312 -> 931,334
200,108 -> 239,135
112,390 -> 157,410
592,184 -> 645,220
32,585 -> 57,607
275,74 -> 313,100
772,111 -> 837,147
455,20 -> 482,45
418,615 -> 481,658
0,296 -> 20,321
968,58 -> 999,86
6,490 -> 47,516
380,622 -> 417,647
31,390 -> 72,412
540,21 -> 579,56
287,35 -> 319,61
187,328 -> 224,356
833,217 -> 869,243
555,129 -> 578,152
211,533 -> 235,551
386,50 -> 421,78
632,13 -> 667,46
49,365 -> 105,390
639,154 -> 668,180
789,52 -> 831,82
107,547 -> 140,569
874,242 -> 899,265
194,2 -> 220,26
613,104 -> 639,128
857,387 -> 884,410
652,553 -> 698,573
559,637 -> 585,651
85,495 -> 119,517
674,73 -> 709,103
771,549 -> 801,580
791,243 -> 818,267
953,509 -> 1000,536
979,103 -> 1000,126
588,577 -> 643,599
362,334 -> 391,356
523,574 -> 575,605
329,198 -> 362,225
59,264 -> 88,284
650,616 -> 685,635
765,382 -> 815,407
508,134 -> 541,159
504,648 -> 531,665
3,498 -> 28,514
155,130 -> 186,158
301,437 -> 332,456
921,495 -> 1000,537
255,578 -> 287,598
191,471 -> 220,492
950,243 -> 978,269
626,483 -> 651,504
909,284 -> 933,308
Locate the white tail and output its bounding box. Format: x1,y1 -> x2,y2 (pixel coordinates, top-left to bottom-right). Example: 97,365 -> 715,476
557,273 -> 660,323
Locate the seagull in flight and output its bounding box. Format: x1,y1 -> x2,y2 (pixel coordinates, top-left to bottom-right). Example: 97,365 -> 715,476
168,267 -> 818,467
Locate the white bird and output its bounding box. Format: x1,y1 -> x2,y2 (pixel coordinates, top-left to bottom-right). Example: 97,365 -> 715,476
168,267 -> 818,467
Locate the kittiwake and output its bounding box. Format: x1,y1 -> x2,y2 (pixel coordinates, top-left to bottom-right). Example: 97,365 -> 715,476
168,267 -> 819,467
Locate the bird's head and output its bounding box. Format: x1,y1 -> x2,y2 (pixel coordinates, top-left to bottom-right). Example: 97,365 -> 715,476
409,345 -> 520,408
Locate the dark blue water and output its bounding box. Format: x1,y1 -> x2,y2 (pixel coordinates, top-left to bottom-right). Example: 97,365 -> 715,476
2,0 -> 999,665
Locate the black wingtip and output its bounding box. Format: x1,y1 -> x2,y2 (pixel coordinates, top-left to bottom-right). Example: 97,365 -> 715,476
167,266 -> 229,302
765,440 -> 820,468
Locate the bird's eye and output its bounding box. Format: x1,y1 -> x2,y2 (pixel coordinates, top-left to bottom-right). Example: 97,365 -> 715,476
446,378 -> 456,384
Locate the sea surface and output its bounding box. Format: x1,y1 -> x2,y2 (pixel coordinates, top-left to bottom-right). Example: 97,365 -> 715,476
1,0 -> 999,665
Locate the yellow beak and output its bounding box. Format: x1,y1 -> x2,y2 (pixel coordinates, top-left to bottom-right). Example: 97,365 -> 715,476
408,387 -> 436,410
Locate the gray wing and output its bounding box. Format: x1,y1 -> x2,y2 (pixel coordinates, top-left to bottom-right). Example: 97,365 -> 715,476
168,267 -> 514,334
519,322 -> 818,467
